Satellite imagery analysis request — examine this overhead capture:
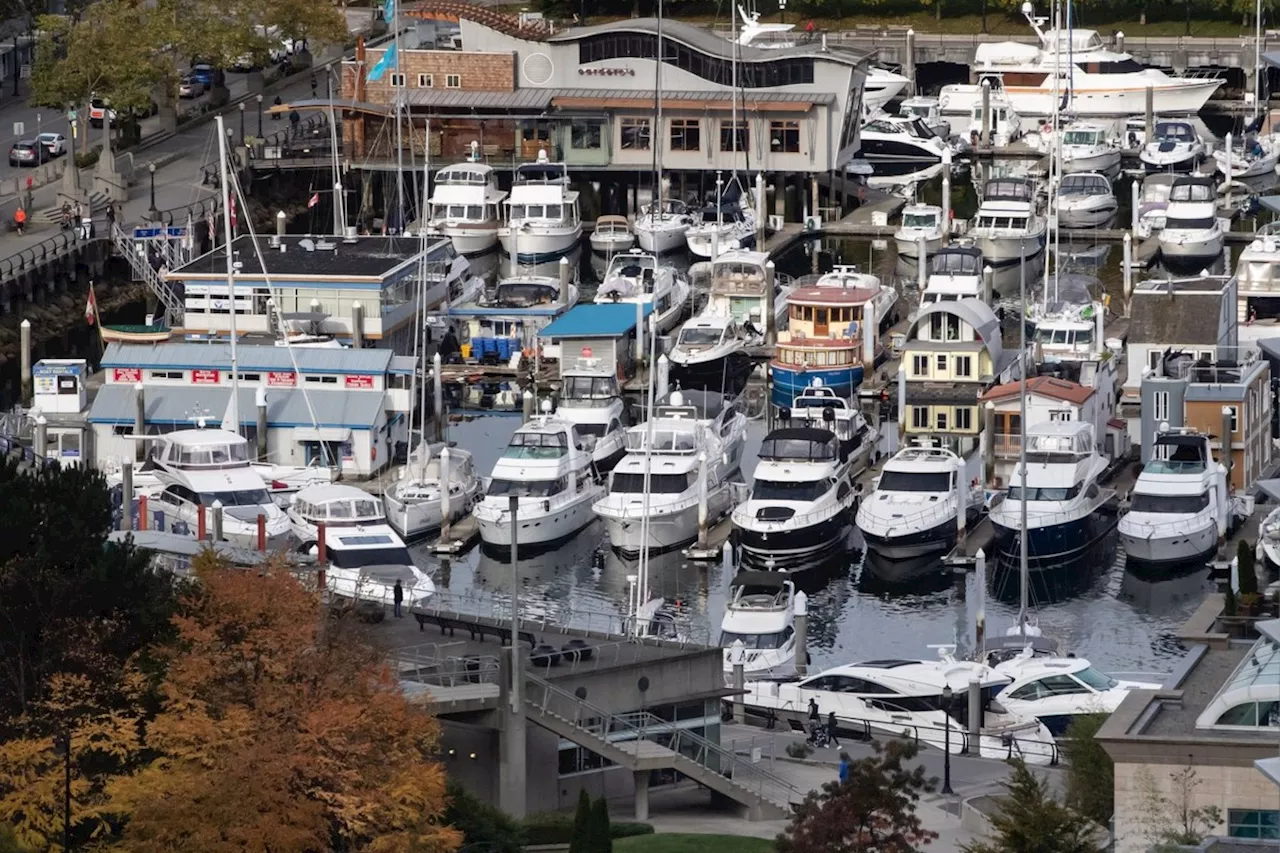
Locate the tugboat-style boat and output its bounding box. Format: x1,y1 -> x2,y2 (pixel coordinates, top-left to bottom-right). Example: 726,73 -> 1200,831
783,381 -> 878,462
970,178 -> 1047,267
425,157 -> 507,256
894,203 -> 946,261
496,152 -> 582,264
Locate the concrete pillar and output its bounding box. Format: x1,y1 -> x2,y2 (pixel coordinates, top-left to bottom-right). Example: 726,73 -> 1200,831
497,646 -> 528,818
19,319 -> 31,406
1145,86 -> 1154,144
794,590 -> 808,676
896,364 -> 907,446
983,401 -> 995,486
967,675 -> 982,752
1222,406 -> 1234,485
656,354 -> 670,400
1123,233 -> 1133,318
764,262 -> 777,345
433,351 -> 444,441
975,547 -> 986,655
982,266 -> 994,304
980,80 -> 991,147
731,643 -> 745,724
134,382 -> 146,462
636,301 -> 646,363
255,386 -> 268,461
439,446 -> 452,542
33,415 -> 46,460
905,29 -> 917,96
633,771 -> 650,821
351,301 -> 364,348
862,301 -> 876,368
212,500 -> 224,542
955,457 -> 967,539
696,450 -> 709,549
522,389 -> 534,424
121,461 -> 133,532
917,236 -> 928,290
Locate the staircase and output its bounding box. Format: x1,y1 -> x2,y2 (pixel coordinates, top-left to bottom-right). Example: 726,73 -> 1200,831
110,223 -> 184,327
523,674 -> 800,820
34,191 -> 110,224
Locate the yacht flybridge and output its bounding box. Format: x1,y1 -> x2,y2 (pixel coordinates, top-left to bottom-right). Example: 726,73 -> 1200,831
553,367 -> 629,473
593,249 -> 691,335
720,572 -> 798,677
382,442 -> 483,542
970,178 -> 1046,267
496,153 -> 582,264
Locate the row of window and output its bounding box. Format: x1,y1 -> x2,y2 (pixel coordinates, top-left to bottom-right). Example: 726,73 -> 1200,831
387,72 -> 461,88
619,117 -> 801,154
577,33 -> 815,88
911,353 -> 975,380
141,370 -> 348,385
790,304 -> 862,324
910,405 -> 976,432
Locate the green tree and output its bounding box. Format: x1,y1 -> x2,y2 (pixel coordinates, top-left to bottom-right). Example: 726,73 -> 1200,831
590,796 -> 612,853
1061,715 -> 1113,826
1135,765 -> 1223,851
569,789 -> 592,853
960,760 -> 1101,853
259,0 -> 348,60
444,781 -> 525,853
776,739 -> 937,853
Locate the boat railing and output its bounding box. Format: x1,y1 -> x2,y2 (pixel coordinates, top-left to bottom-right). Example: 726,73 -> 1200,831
731,496 -> 852,531
867,496 -> 964,539
1119,507 -> 1216,538
989,495 -> 1111,530
599,489 -> 717,520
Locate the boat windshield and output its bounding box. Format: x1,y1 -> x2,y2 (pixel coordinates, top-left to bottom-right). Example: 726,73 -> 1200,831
503,431 -> 568,459
626,427 -> 699,453
1063,129 -> 1103,145
903,211 -> 939,228
611,472 -> 691,493
752,479 -> 829,502
678,326 -> 724,346
198,488 -> 271,506
1006,484 -> 1080,501
489,282 -> 558,307
1155,122 -> 1195,142
1131,491 -> 1210,513
487,477 -> 565,497
720,629 -> 791,649
1144,441 -> 1207,474
1060,174 -> 1108,195
563,375 -> 619,400
327,546 -> 414,570
1073,667 -> 1118,691
878,470 -> 951,492
1171,182 -> 1213,202
172,442 -> 250,467
439,168 -> 488,185
931,251 -> 980,276
1164,216 -> 1216,230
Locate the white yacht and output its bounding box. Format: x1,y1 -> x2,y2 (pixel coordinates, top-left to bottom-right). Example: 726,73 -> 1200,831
1158,175 -> 1224,266
1056,172 -> 1118,228
1260,505 -> 1280,573
970,178 -> 1047,266
732,426 -> 861,568
784,381 -> 879,461
1213,134 -> 1280,179
320,527 -> 436,610
425,159 -> 506,256
287,483 -> 385,545
635,198 -> 695,255
1135,173 -> 1179,238
1060,123 -> 1121,176
893,203 -> 946,261
1140,120 -> 1205,173
994,651 -> 1163,736
141,428 -> 291,549
593,390 -> 748,556
593,249 -> 691,335
921,244 -> 986,304
1027,273 -> 1105,363
497,153 -> 582,264
553,367 -> 629,473
899,96 -> 951,139
721,572 -> 797,678
963,95 -> 1023,146
685,195 -> 758,259
988,421 -> 1115,564
1119,428 -> 1229,568
856,444 -> 977,559
740,650 -> 1058,764
858,115 -> 948,176
589,215 -> 635,256
382,442 -> 482,542
472,412 -> 604,551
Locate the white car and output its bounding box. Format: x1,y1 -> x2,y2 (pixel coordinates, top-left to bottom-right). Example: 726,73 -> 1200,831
36,132 -> 67,157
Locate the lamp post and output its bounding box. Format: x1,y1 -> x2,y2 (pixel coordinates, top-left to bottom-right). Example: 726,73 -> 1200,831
147,162 -> 157,219
778,0 -> 786,23
12,33 -> 19,97
256,93 -> 264,137
941,684 -> 954,796
239,102 -> 245,142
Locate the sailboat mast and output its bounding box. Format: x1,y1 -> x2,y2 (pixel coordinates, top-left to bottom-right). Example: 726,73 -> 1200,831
327,72 -> 343,235
393,1 -> 405,232
1018,244 -> 1029,634
654,0 -> 663,213
1255,0 -> 1263,122
216,114 -> 240,436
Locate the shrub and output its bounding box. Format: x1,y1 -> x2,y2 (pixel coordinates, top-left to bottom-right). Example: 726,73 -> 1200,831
569,790 -> 592,853
786,741 -> 814,759
444,781 -> 525,853
522,812 -> 652,846
590,796 -> 612,853
74,150 -> 99,169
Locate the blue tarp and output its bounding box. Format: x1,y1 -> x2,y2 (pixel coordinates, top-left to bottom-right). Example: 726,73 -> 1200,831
537,303 -> 655,339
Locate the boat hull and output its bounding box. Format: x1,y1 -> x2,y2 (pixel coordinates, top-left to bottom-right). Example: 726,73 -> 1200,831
439,225 -> 500,257
475,490 -> 600,552
860,518 -> 958,560
1119,518 -> 1219,568
498,226 -> 583,264
636,223 -> 689,254
669,351 -> 757,393
686,227 -> 756,259
384,483 -> 481,543
770,364 -> 865,408
975,232 -> 1047,267
895,233 -> 945,260
600,487 -> 736,556
737,511 -> 851,569
590,233 -> 636,255
989,510 -> 1115,564
1058,200 -> 1118,228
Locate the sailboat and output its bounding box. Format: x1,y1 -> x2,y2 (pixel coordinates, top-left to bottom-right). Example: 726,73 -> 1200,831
633,8 -> 693,255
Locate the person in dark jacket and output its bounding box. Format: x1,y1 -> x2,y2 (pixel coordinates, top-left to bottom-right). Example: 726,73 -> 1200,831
808,697 -> 819,723
393,579 -> 404,617
826,711 -> 841,748
839,754 -> 850,783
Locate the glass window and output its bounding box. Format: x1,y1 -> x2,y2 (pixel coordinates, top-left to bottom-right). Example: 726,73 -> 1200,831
751,479 -> 829,502
720,120 -> 748,153
1229,810 -> 1280,840
955,407 -> 973,431
771,120 -> 800,153
1072,667 -> 1118,691
327,546 -> 413,569
610,472 -> 690,494
878,470 -> 951,492
621,118 -> 650,150
503,431 -> 568,459
486,478 -> 565,497
955,356 -> 973,378
670,119 -> 700,152
198,488 -> 271,507
1035,675 -> 1089,696
1130,491 -> 1211,513
911,406 -> 929,429
936,410 -> 948,430
446,74 -> 461,88
418,73 -> 433,88
720,626 -> 793,649
571,121 -> 603,150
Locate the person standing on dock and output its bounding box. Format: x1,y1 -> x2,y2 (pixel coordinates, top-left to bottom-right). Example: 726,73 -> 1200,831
808,697 -> 819,724
393,579 -> 404,618
826,711 -> 841,748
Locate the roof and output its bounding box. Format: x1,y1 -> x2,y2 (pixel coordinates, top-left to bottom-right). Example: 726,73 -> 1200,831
173,235 -> 433,278
1129,290 -> 1223,345
101,342 -> 394,375
908,299 -> 1004,364
88,384 -> 385,429
402,88 -> 554,110
538,303 -> 655,338
550,88 -> 836,107
788,285 -> 880,305
981,375 -> 1095,405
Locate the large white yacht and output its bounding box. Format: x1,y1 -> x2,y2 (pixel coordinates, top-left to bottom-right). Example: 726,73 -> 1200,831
287,483 -> 385,545
740,650 -> 1058,764
732,426 -> 859,569
496,153 -> 582,264
635,198 -> 695,255
893,203 -> 945,261
320,527 -> 436,610
857,115 -> 948,176
553,367 -> 629,473
593,390 -> 748,556
685,196 -> 758,259
425,159 -> 507,256
1140,120 -> 1205,173
721,571 -> 797,678
472,411 -> 604,551
856,444 -> 976,559
988,422 -> 1114,564
1056,172 -> 1118,228
1158,175 -> 1224,267
1027,273 -> 1105,364
969,178 -> 1046,266
921,244 -> 986,304
1060,123 -> 1121,176
593,249 -> 691,335
1119,427 -> 1229,568
994,650 -> 1163,736
140,428 -> 291,549
382,442 -> 483,542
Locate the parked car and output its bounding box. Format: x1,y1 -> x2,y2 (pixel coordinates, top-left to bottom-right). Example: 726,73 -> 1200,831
187,64 -> 217,86
10,140 -> 48,167
35,132 -> 67,156
178,75 -> 205,98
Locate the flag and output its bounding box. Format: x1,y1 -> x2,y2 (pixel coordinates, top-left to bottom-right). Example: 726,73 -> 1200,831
367,44 -> 397,82
383,0 -> 394,21
207,209 -> 215,242
85,283 -> 97,326
229,195 -> 237,233
308,192 -> 320,209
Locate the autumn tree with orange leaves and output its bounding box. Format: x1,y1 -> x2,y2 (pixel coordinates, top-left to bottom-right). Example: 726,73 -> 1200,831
109,551 -> 461,853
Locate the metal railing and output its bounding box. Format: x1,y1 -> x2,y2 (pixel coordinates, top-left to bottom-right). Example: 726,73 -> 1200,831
397,651 -> 502,688
731,495 -> 853,532
111,223 -> 184,325
993,433 -> 1021,457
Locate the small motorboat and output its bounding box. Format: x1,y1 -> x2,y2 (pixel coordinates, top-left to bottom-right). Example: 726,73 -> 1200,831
589,215 -> 636,256
1056,172 -> 1118,228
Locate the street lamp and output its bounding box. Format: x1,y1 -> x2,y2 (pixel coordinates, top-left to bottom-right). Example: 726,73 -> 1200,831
239,102 -> 245,142
148,162 -> 156,218
256,93 -> 264,137
941,684 -> 954,796
12,33 -> 19,97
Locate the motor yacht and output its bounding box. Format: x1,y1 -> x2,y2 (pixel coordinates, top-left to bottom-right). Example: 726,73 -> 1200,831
1213,134 -> 1280,179
1060,123 -> 1121,176
721,571 -> 797,677
1027,273 -> 1105,363
863,67 -> 912,113
740,649 -> 1058,764
669,250 -> 791,391
589,215 -> 636,256
1259,504 -> 1280,573
970,178 -> 1047,266
685,195 -> 758,259
1118,427 -> 1229,567
141,428 -> 291,549
1234,223 -> 1280,342
962,94 -> 1024,147
319,526 -> 436,610
382,442 -> 482,542
1135,173 -> 1178,239
593,249 -> 691,335
988,421 -> 1115,563
893,203 -> 946,261
856,444 -> 978,559
287,483 -> 385,545
553,366 -> 629,473
593,390 -> 748,555
472,411 -> 604,552
993,650 -> 1163,735
858,115 -> 948,176
1158,175 -> 1224,267
1140,120 -> 1205,173
496,152 -> 582,264
635,198 -> 695,255
448,274 -> 579,364
424,159 -> 507,256
1056,172 -> 1118,228
920,244 -> 986,304
783,380 -> 879,461
732,426 -> 860,567
898,96 -> 951,139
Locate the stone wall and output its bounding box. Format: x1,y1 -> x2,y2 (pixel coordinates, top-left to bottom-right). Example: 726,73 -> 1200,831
1113,761 -> 1277,853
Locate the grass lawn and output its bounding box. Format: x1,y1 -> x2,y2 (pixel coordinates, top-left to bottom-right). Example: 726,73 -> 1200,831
614,834 -> 774,853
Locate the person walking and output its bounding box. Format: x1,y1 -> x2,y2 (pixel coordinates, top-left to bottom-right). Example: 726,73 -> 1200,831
105,201 -> 116,230
839,754 -> 850,784
826,711 -> 841,748
808,697 -> 819,724
14,205 -> 26,236
393,579 -> 404,617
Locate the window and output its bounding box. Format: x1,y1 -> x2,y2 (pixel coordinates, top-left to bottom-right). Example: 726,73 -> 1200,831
670,119 -> 700,152
1049,409 -> 1072,421
1147,349 -> 1163,373
720,119 -> 748,152
770,120 -> 800,153
911,354 -> 929,378
570,120 -> 602,150
417,73 -> 433,87
911,406 -> 929,429
576,33 -> 813,87
621,118 -> 650,150
390,72 -> 405,87
955,407 -> 973,431
935,354 -> 947,373
1130,491 -> 1211,513
954,356 -> 973,378
1152,391 -> 1169,423
1228,405 -> 1239,434
1229,810 -> 1280,840
446,74 -> 461,88
936,410 -> 948,430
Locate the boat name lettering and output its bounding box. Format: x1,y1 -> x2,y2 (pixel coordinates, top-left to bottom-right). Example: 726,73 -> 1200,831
579,67 -> 635,76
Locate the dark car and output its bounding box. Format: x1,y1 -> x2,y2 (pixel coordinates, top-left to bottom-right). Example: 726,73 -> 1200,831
187,64 -> 217,86
9,140 -> 47,167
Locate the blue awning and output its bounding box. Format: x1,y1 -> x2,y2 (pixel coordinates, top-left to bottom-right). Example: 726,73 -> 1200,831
538,303 -> 655,339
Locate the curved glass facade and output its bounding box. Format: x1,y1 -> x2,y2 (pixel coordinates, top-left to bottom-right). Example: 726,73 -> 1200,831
577,33 -> 815,88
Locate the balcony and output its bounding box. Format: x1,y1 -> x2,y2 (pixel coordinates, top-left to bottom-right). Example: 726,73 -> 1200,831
993,433 -> 1021,457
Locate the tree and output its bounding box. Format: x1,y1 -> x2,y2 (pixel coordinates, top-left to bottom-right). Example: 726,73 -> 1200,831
1134,765 -> 1223,851
569,789 -> 592,853
590,796 -> 612,853
109,552 -> 461,853
443,781 -> 525,853
960,760 -> 1101,853
775,740 -> 937,853
259,0 -> 348,60
1061,715 -> 1113,827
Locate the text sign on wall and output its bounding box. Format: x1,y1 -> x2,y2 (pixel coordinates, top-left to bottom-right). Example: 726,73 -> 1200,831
344,375 -> 374,389
191,369 -> 221,385
267,371 -> 297,387
112,367 -> 142,383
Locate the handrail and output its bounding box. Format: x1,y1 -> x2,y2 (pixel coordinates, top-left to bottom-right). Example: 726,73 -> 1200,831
111,222 -> 184,325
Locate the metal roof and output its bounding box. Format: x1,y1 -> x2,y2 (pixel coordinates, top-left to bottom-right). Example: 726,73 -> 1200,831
538,303 -> 655,339
101,342 -> 394,375
174,235 -> 429,278
401,88 -> 556,109
88,384 -> 385,429
389,355 -> 418,374
909,298 -> 1004,365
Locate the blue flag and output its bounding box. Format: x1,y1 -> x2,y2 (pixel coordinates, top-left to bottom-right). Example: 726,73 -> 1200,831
383,0 -> 394,21
367,43 -> 397,82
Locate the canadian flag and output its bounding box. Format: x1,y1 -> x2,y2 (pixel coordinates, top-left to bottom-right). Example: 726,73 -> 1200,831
85,285 -> 97,326
308,192 -> 320,208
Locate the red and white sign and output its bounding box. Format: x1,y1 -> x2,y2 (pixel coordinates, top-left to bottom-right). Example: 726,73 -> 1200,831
581,347 -> 593,358
191,369 -> 221,385
267,371 -> 297,387
344,374 -> 374,389
112,367 -> 142,383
